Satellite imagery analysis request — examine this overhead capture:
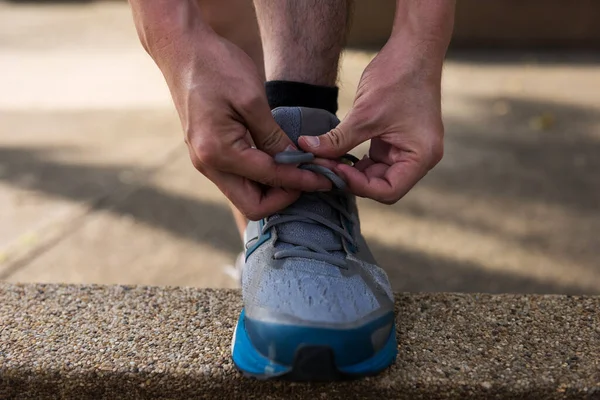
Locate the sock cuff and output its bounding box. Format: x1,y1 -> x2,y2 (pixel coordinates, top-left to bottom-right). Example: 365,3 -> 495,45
265,80 -> 339,114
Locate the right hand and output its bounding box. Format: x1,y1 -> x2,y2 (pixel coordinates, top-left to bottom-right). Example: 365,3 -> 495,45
150,33 -> 332,220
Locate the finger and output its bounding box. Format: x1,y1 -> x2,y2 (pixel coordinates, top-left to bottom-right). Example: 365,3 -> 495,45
209,169 -> 301,221
239,95 -> 295,156
310,157 -> 339,170
298,112 -> 366,159
352,155 -> 375,172
222,146 -> 333,192
335,159 -> 426,204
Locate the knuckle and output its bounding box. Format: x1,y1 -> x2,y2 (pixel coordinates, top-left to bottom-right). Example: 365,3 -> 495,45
260,173 -> 282,188
189,154 -> 205,172
243,207 -> 263,222
302,177 -> 321,192
192,136 -> 221,167
379,195 -> 398,205
239,92 -> 264,114
259,128 -> 285,153
327,128 -> 344,149
373,189 -> 400,205
429,140 -> 444,167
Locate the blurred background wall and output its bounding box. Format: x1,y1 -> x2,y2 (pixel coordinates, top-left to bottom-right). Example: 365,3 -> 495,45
348,0 -> 600,48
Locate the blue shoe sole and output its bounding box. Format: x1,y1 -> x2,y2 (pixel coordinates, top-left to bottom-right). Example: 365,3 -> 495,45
231,309 -> 398,381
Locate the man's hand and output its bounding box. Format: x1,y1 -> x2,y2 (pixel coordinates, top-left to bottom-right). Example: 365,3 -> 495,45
130,1 -> 331,220
298,0 -> 454,204
174,35 -> 332,220
299,43 -> 444,204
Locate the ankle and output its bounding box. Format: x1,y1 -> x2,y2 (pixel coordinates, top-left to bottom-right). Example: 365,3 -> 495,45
265,80 -> 339,115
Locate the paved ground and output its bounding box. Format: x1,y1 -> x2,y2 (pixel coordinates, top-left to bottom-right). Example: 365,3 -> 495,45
1,2 -> 599,294
2,283 -> 600,399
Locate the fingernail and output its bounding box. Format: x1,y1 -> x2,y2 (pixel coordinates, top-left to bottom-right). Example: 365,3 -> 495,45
285,144 -> 297,152
302,136 -> 320,148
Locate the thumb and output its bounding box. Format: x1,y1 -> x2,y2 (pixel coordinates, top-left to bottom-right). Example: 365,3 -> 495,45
243,98 -> 294,156
298,115 -> 362,158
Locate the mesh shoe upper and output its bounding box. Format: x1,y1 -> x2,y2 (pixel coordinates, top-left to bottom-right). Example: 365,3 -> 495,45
241,107 -> 394,328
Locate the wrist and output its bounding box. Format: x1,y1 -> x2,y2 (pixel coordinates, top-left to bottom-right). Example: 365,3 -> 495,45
131,0 -> 214,63
389,0 -> 455,65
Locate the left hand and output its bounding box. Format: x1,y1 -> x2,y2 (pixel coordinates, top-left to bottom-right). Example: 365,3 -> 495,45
298,41 -> 445,204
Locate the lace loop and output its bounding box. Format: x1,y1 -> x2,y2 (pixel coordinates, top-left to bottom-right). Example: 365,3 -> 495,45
263,150 -> 358,269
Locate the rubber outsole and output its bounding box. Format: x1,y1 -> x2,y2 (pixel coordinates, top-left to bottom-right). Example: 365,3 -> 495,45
231,309 -> 398,381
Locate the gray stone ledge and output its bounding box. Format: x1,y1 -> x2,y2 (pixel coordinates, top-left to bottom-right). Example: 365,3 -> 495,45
1,283 -> 599,399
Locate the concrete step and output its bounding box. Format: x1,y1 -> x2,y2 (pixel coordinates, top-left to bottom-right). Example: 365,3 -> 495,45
1,283 -> 599,399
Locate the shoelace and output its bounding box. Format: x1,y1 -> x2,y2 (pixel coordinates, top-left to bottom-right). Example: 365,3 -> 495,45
262,151 -> 359,269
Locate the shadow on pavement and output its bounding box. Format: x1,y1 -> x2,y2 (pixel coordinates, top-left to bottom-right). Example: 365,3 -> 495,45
0,145 -> 242,259
441,95 -> 600,212
0,92 -> 598,294
362,94 -> 600,293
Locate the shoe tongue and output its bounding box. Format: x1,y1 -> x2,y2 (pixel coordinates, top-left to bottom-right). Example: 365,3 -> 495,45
270,193 -> 345,260
272,107 -> 340,146
270,107 -> 345,260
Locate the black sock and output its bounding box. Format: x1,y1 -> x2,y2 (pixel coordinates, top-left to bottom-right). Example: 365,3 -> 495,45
265,80 -> 339,114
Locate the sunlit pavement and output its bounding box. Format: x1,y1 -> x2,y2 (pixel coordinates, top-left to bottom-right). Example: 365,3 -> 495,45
1,2 -> 599,293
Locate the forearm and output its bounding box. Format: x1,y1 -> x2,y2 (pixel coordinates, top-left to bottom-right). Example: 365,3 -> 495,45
130,0 -> 265,82
129,0 -> 212,65
389,0 -> 455,73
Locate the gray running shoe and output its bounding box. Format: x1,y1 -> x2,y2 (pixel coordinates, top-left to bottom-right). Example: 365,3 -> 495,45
231,107 -> 396,381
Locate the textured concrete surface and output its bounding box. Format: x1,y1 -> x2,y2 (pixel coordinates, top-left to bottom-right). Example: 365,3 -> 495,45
1,283 -> 599,399
1,2 -> 599,293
